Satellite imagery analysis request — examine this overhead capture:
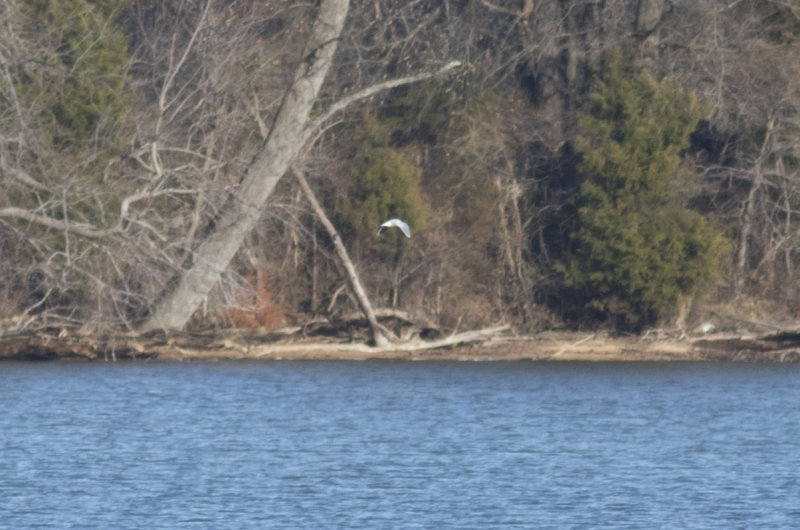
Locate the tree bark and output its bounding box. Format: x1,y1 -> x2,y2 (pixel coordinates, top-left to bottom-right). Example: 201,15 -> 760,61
138,5 -> 462,332
292,167 -> 393,347
141,0 -> 350,331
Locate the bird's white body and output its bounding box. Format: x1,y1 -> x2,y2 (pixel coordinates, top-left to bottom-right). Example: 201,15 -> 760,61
377,218 -> 411,238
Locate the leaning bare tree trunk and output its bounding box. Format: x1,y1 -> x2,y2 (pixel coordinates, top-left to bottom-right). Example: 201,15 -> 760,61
292,167 -> 393,347
141,0 -> 350,331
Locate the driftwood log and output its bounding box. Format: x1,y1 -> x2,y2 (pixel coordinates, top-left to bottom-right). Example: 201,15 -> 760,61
0,312 -> 509,361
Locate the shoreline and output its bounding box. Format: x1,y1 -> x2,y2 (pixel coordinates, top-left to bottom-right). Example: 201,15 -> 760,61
2,328 -> 800,362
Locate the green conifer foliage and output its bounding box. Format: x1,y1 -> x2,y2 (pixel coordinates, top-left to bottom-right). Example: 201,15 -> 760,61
18,0 -> 132,148
9,0 -> 132,218
564,51 -> 727,329
338,112 -> 429,253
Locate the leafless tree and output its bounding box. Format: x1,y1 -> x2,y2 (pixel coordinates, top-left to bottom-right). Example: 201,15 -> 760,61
139,0 -> 461,331
657,0 -> 800,297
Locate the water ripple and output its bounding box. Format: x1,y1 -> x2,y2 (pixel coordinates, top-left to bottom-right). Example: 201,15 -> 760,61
2,361 -> 800,528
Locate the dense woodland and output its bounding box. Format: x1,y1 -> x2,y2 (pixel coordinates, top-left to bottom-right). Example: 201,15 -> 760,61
1,0 -> 799,339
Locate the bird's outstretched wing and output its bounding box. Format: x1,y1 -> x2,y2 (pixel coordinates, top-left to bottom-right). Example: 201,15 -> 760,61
377,218 -> 411,238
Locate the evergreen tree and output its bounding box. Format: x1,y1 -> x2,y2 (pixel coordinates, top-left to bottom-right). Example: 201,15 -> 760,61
563,50 -> 727,329
338,111 -> 429,253
18,0 -> 132,149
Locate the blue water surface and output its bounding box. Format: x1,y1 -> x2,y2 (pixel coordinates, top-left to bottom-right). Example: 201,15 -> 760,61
1,360 -> 800,529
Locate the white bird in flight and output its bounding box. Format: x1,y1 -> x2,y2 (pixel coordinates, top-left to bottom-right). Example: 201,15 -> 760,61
377,218 -> 411,238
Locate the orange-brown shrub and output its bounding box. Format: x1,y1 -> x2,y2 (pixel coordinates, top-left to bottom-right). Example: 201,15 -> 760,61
228,273 -> 285,330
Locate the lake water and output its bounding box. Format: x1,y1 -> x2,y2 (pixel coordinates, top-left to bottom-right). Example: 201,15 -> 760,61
2,360 -> 800,529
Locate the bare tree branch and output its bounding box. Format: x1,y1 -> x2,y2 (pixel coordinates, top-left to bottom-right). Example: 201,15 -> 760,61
303,60 -> 461,144
292,165 -> 394,346
0,207 -> 114,239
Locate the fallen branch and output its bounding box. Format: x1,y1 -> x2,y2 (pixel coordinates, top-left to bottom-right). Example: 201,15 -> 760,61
5,326 -> 800,362
0,324 -> 510,361
292,166 -> 394,347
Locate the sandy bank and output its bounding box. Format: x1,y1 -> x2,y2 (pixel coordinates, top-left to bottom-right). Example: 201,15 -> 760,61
2,328 -> 800,362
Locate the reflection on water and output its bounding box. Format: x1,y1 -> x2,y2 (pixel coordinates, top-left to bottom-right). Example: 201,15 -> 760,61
2,361 -> 800,528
